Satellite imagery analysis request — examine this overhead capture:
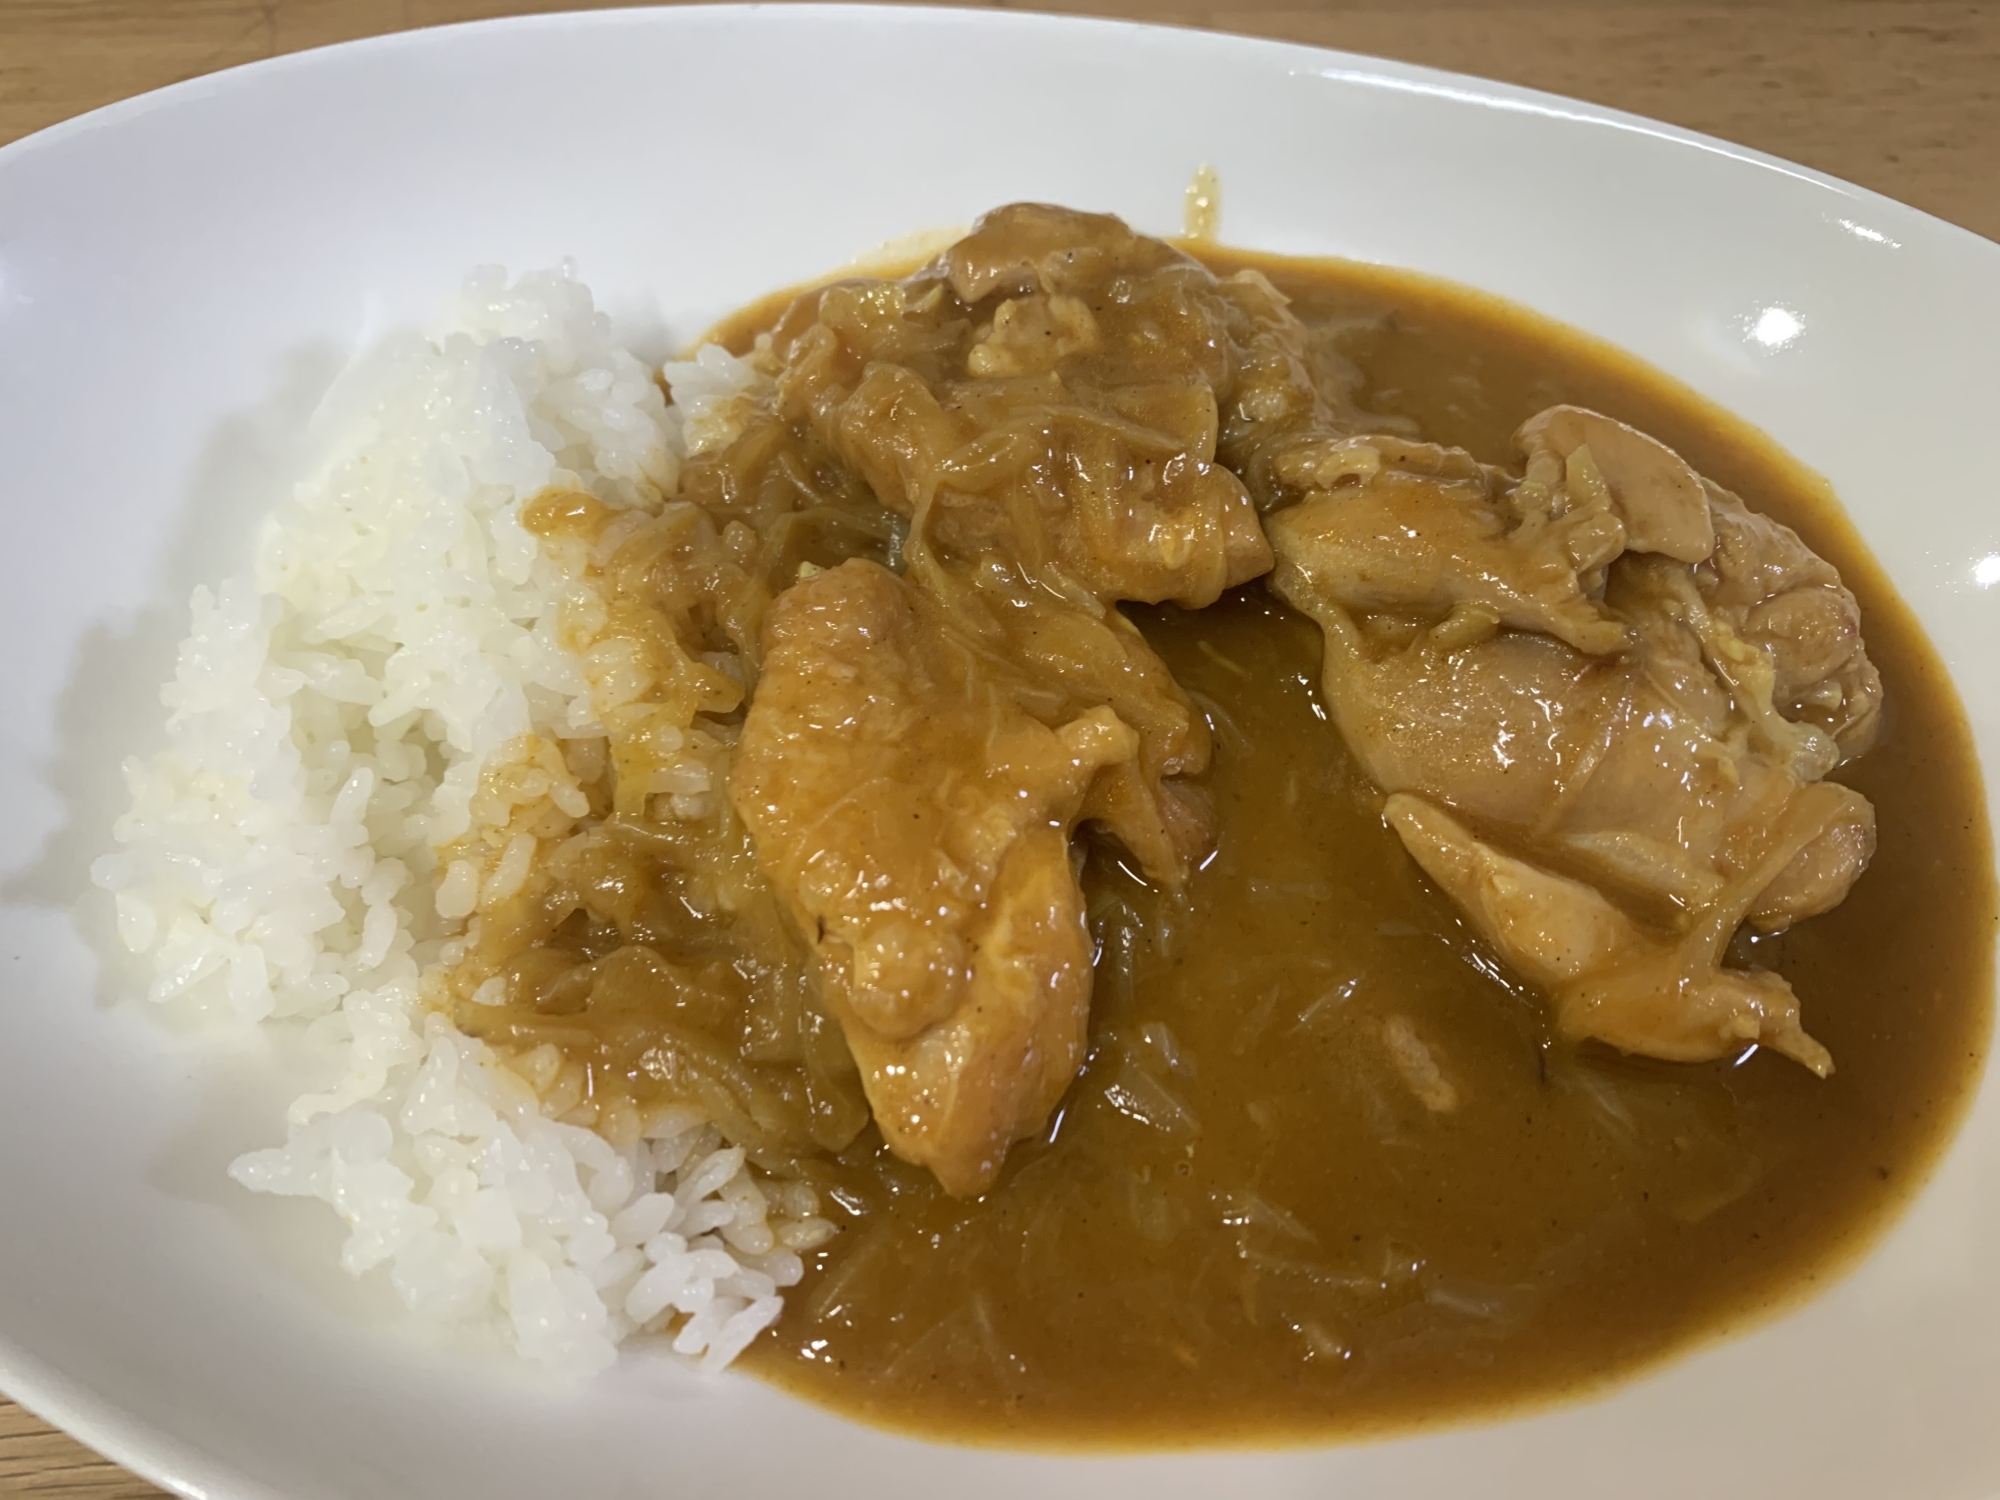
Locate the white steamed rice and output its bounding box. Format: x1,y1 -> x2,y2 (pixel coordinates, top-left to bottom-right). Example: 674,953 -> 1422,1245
91,266 -> 820,1376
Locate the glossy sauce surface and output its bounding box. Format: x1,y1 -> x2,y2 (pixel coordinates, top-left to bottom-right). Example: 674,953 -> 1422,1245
725,250 -> 1996,1446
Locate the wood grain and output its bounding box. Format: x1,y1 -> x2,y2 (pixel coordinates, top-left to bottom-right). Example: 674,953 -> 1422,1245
1,0 -> 1995,1494
1,1399 -> 159,1499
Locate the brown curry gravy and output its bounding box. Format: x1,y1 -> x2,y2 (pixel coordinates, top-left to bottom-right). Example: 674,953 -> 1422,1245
696,249 -> 1998,1447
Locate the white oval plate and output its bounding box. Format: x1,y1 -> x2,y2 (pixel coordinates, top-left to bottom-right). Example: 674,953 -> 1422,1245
2,8 -> 1996,1498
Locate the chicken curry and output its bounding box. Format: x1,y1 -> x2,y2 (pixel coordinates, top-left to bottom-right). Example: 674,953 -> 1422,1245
441,206 -> 1993,1445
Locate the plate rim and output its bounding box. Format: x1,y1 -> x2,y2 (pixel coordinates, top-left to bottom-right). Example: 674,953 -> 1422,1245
5,1 -> 1995,262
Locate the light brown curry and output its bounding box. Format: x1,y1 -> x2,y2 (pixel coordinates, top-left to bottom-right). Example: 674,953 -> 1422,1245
448,212 -> 1994,1447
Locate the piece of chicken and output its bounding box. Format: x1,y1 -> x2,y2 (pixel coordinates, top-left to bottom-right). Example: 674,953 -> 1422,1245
757,203 -> 1337,897
728,207 -> 1323,1194
916,553 -> 1217,887
1384,793 -> 1848,1074
770,203 -> 1279,610
1267,407 -> 1881,1073
731,559 -> 1159,1194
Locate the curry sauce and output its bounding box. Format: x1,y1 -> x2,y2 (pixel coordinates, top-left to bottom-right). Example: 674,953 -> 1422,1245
715,250 -> 1998,1445
456,235 -> 1993,1446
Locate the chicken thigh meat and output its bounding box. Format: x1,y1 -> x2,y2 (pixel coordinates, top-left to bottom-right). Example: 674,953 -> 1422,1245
1267,408 -> 1879,1073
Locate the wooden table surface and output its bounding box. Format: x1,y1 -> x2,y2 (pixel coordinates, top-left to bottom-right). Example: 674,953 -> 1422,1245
1,0 -> 1996,1494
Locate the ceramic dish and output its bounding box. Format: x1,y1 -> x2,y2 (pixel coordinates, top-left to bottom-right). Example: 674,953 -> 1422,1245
0,7 -> 1995,1498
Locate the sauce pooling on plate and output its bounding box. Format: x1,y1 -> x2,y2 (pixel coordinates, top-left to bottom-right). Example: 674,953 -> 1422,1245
453,212 -> 1992,1445
738,242 -> 1993,1445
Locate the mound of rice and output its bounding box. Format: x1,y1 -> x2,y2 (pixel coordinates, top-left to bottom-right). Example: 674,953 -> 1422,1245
90,268 -> 824,1375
